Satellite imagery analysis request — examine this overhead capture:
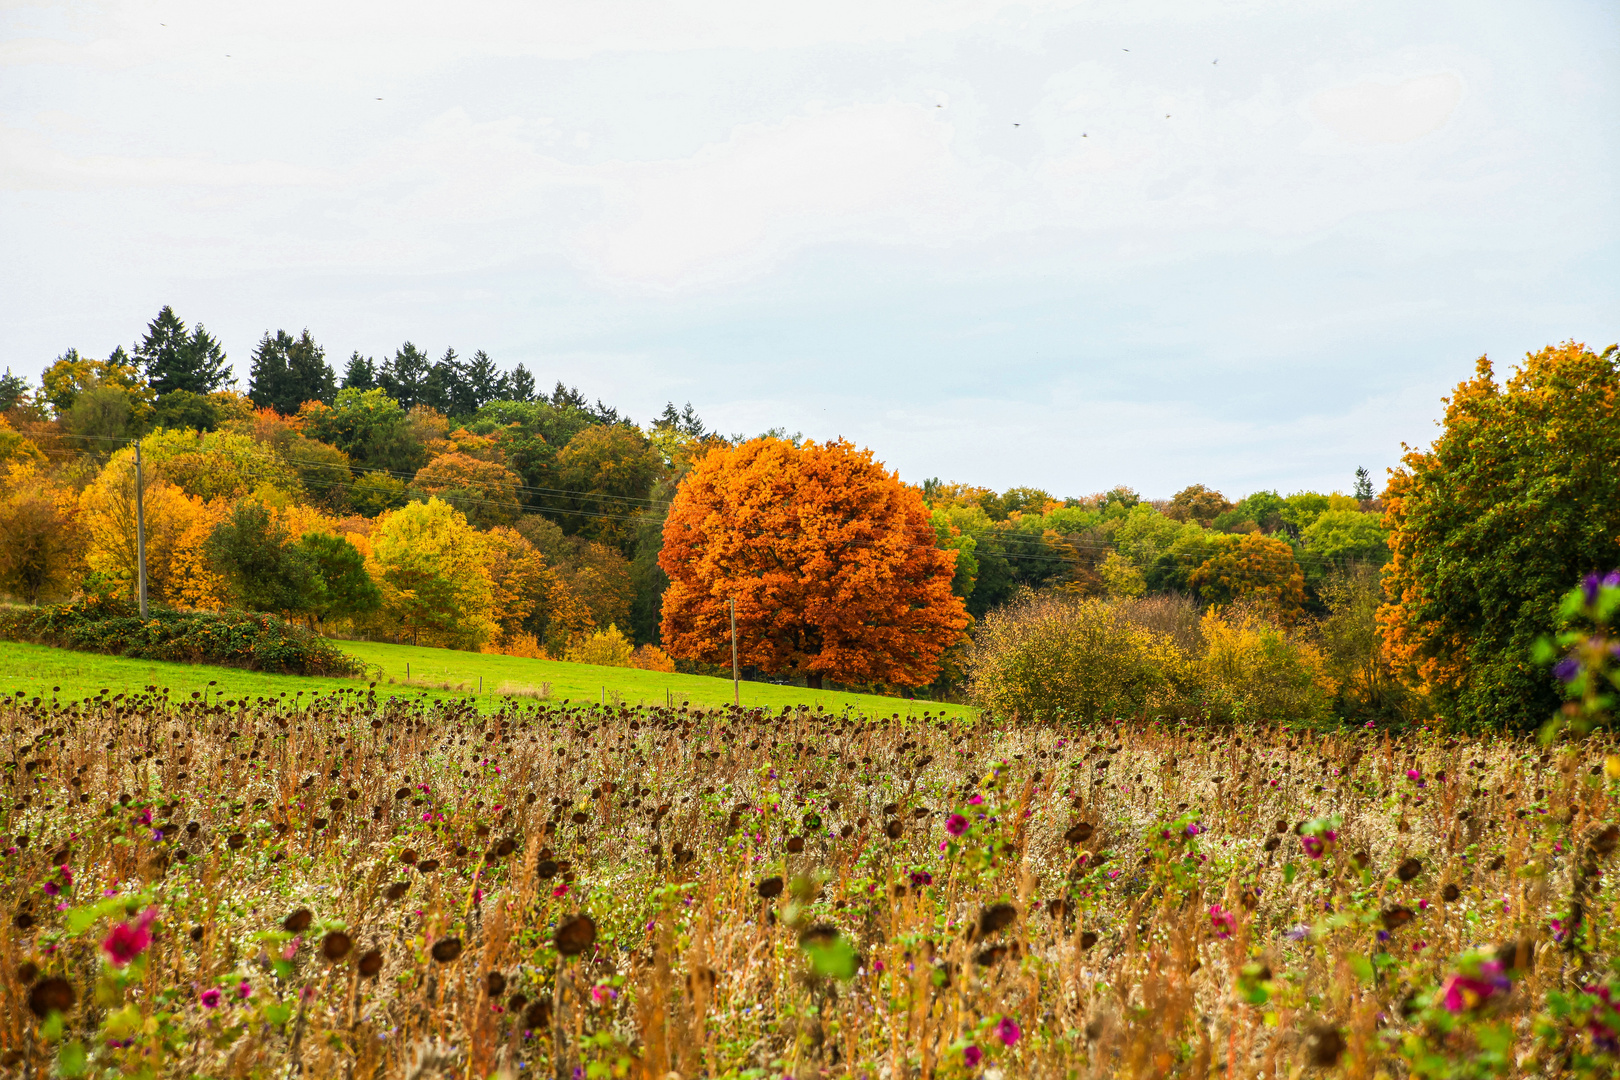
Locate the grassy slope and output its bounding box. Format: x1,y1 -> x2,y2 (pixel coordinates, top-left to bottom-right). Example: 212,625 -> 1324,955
0,639 -> 975,718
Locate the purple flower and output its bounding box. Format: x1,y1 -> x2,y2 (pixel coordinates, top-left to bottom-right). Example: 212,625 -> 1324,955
963,1045 -> 983,1067
1185,823 -> 1204,837
199,987 -> 221,1009
945,814 -> 969,838
1555,656 -> 1582,684
996,1015 -> 1022,1046
1583,574 -> 1603,607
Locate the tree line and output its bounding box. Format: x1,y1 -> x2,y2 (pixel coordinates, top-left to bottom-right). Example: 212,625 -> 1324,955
0,309 -> 1614,724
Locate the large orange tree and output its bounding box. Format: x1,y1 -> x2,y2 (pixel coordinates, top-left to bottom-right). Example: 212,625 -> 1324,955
659,437 -> 968,688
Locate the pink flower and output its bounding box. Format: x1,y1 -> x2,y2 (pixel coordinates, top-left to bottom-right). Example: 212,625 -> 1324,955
237,980 -> 253,999
1439,961 -> 1508,1013
963,1045 -> 983,1067
1406,769 -> 1421,782
552,884 -> 569,898
199,987 -> 221,1009
967,795 -> 984,806
945,814 -> 969,838
996,1015 -> 1022,1046
282,938 -> 301,961
1209,904 -> 1236,939
102,907 -> 158,966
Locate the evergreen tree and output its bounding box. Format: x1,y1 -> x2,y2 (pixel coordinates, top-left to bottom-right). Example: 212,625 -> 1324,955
248,329 -> 336,414
341,351 -> 377,391
377,342 -> 432,409
461,349 -> 502,413
0,368 -> 31,411
1353,466 -> 1374,501
506,363 -> 536,402
136,305 -> 232,395
420,347 -> 466,415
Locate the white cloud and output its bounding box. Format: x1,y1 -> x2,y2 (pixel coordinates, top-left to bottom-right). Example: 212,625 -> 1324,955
1309,72 -> 1464,145
573,104 -> 987,287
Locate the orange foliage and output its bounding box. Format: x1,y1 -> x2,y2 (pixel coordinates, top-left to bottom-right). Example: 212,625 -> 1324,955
659,437 -> 968,687
1187,532 -> 1306,623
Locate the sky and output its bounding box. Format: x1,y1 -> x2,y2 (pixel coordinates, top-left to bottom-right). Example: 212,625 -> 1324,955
2,0 -> 1616,499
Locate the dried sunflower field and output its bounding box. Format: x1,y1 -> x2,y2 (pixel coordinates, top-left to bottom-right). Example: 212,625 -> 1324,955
3,686 -> 1620,1079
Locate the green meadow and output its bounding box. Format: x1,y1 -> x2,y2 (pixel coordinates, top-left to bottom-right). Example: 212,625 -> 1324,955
0,638 -> 975,718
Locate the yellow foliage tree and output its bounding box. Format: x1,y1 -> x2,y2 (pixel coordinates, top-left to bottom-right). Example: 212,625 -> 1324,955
0,460 -> 85,603
79,450 -> 204,603
368,498 -> 495,647
564,624 -> 634,667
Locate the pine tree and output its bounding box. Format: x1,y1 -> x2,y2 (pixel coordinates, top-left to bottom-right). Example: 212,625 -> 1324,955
378,342 -> 432,409
461,349 -> 502,413
248,329 -> 335,414
136,306 -> 232,395
341,352 -> 376,391
1353,466 -> 1374,501
0,368 -> 30,411
506,364 -> 536,402
421,347 -> 465,415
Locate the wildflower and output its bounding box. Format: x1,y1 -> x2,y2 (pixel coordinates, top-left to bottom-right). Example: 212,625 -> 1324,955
963,1045 -> 983,1067
1300,835 -> 1325,858
1554,657 -> 1581,684
996,1015 -> 1022,1046
1185,823 -> 1203,837
1406,769 -> 1421,782
945,814 -> 969,838
967,794 -> 984,806
199,987 -> 221,1009
102,907 -> 158,966
1439,959 -> 1509,1013
909,870 -> 933,887
238,980 -> 253,999
1209,904 -> 1236,939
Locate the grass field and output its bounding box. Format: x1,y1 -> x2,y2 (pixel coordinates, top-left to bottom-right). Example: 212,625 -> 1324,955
0,638 -> 975,718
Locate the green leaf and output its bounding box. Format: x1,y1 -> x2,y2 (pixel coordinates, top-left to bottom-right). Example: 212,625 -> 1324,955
263,1001 -> 293,1027
802,936 -> 858,981
59,1039 -> 87,1077
1348,955 -> 1374,984
1283,862 -> 1298,885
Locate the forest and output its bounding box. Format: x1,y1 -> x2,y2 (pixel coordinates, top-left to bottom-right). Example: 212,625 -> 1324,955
1,307 -> 1617,731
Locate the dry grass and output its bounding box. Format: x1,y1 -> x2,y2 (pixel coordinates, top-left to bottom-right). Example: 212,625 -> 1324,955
1,686 -> 1617,1078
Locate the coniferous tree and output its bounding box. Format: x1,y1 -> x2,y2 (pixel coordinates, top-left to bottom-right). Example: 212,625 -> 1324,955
341,352 -> 377,391
421,347 -> 467,415
461,349 -> 502,413
0,368 -> 29,411
136,306 -> 232,396
1353,467 -> 1374,501
506,363 -> 536,402
248,329 -> 336,414
377,342 -> 432,409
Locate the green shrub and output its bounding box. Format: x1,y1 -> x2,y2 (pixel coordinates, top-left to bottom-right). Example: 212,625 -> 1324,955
0,596 -> 364,677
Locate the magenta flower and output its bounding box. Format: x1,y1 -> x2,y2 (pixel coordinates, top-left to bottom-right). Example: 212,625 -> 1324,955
1406,769 -> 1421,783
199,987 -> 221,1009
1300,835 -> 1324,859
237,980 -> 252,1000
996,1015 -> 1022,1046
945,814 -> 969,838
967,794 -> 984,806
102,907 -> 158,966
909,869 -> 933,887
963,1045 -> 983,1067
1209,904 -> 1236,939
1440,961 -> 1509,1013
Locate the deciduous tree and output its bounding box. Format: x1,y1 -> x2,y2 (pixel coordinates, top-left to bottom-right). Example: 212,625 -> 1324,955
368,498 -> 494,647
1380,341 -> 1620,727
659,437 -> 968,687
410,452 -> 522,528
1188,532 -> 1306,621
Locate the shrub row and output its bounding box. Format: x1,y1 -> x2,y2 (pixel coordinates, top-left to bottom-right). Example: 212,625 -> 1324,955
0,596 -> 366,677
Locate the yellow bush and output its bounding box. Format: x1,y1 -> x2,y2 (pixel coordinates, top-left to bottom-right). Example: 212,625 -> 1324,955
1197,606 -> 1336,723
965,592 -> 1192,721
564,624 -> 634,668
629,643 -> 676,672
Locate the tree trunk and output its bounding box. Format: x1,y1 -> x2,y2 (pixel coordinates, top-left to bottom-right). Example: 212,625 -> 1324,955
806,673 -> 823,690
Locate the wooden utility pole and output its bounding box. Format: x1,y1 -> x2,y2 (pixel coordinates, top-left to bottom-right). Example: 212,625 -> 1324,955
730,598 -> 739,707
134,440 -> 148,618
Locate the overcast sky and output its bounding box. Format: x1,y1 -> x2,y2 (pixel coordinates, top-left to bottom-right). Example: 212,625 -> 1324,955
3,0 -> 1615,499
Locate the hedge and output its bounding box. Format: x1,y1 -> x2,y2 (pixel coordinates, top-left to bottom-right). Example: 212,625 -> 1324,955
0,597 -> 365,678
